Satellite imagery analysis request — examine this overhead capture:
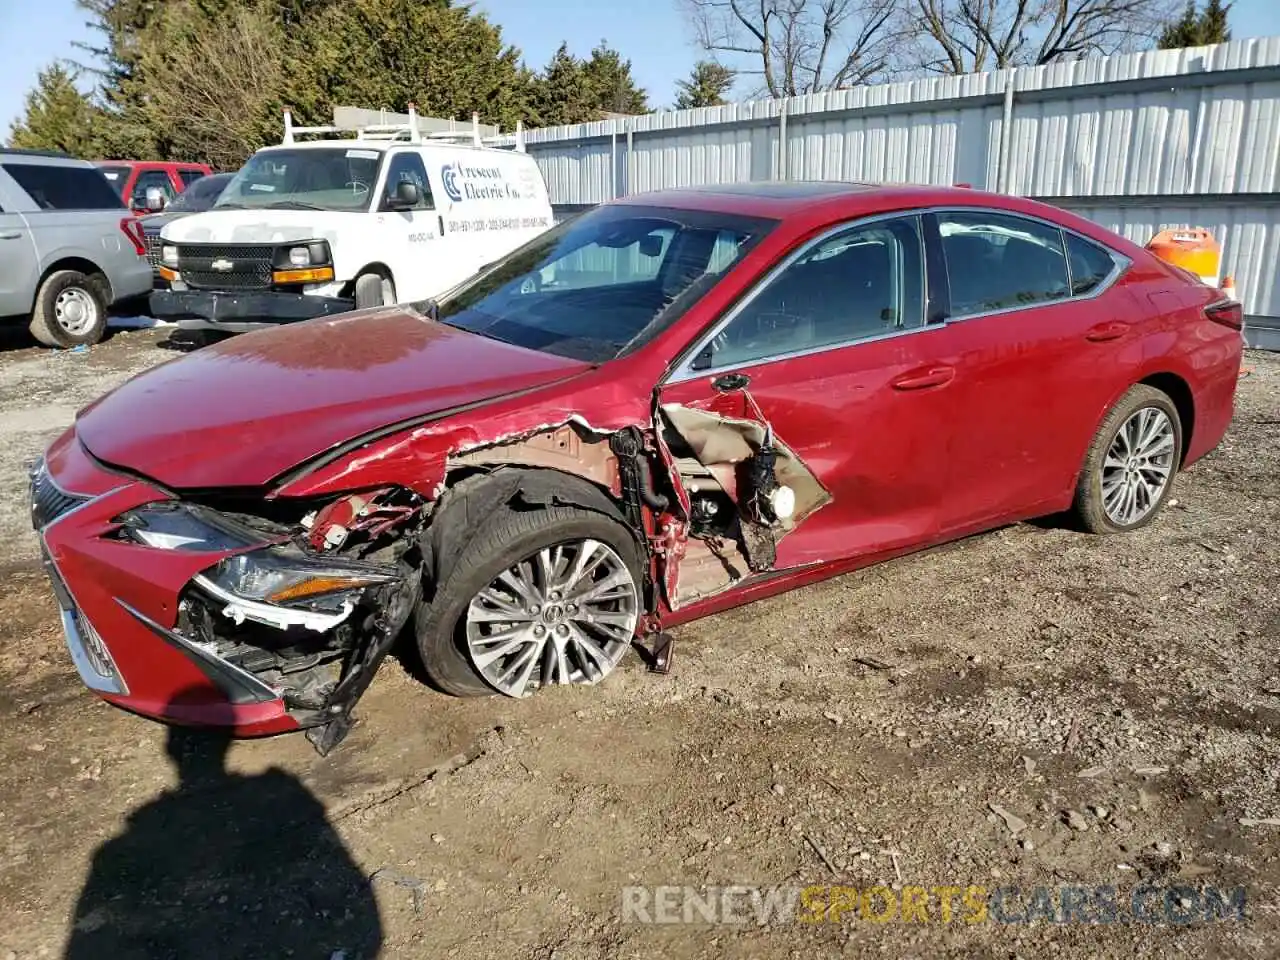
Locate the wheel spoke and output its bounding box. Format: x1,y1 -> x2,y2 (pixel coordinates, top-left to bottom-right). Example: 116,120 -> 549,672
465,536 -> 638,697
1101,406 -> 1176,527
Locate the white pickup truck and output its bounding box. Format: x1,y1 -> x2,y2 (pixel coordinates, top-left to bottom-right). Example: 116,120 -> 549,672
151,111 -> 553,332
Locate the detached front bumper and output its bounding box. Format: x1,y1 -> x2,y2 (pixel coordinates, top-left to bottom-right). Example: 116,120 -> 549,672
30,432 -> 298,736
149,288 -> 355,333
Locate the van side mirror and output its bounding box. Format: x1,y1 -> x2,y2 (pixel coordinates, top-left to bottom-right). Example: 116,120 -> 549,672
388,181 -> 420,210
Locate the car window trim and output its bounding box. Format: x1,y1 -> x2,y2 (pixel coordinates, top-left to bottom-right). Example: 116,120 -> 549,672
664,209 -> 933,383
932,206 -> 1131,323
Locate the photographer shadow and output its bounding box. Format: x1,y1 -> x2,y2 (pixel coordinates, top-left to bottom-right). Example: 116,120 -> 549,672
65,693 -> 382,960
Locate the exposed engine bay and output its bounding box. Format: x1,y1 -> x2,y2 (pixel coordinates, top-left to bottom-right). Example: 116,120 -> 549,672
118,389 -> 826,754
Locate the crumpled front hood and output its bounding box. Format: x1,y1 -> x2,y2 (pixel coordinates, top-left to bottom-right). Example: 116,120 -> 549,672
159,209 -> 341,245
75,309 -> 591,489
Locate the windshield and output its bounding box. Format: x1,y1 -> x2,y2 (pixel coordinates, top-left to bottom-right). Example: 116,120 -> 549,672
167,173 -> 231,212
214,148 -> 382,212
436,205 -> 776,362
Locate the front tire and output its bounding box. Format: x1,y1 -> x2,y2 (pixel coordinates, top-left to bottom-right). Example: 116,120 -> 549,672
415,505 -> 643,698
354,272 -> 395,310
29,270 -> 109,348
1072,384 -> 1182,534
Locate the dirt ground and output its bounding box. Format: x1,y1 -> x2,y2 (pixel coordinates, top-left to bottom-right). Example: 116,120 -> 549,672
0,326 -> 1276,959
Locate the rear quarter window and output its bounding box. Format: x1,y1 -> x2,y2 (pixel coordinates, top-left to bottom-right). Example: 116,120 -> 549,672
1066,233 -> 1119,295
3,164 -> 124,211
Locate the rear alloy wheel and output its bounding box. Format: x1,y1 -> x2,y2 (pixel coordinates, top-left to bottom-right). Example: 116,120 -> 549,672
1072,384 -> 1182,534
415,505 -> 643,698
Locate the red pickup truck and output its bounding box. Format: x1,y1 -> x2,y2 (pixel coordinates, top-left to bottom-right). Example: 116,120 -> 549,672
94,160 -> 214,214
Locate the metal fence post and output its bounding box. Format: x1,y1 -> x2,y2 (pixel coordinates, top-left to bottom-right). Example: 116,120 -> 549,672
779,101 -> 789,181
997,68 -> 1017,193
610,127 -> 618,200
625,122 -> 634,197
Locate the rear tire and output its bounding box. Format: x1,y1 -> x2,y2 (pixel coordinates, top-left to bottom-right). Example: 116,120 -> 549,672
415,504 -> 644,698
1072,384 -> 1182,534
354,272 -> 394,310
29,270 -> 110,348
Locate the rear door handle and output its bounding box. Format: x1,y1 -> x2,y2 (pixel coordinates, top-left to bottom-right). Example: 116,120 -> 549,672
1085,321 -> 1128,342
0,232 -> 22,240
891,366 -> 955,391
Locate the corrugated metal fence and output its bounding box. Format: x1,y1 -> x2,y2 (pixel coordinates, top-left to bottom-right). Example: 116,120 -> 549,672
503,38 -> 1280,346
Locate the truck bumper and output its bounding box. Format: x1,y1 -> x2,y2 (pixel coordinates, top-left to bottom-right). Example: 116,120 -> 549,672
149,288 -> 355,332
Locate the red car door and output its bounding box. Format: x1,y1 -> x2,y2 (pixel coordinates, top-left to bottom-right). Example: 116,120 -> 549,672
657,213 -> 958,570
929,209 -> 1138,532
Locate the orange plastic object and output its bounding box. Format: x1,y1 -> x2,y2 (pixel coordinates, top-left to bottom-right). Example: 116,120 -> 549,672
1146,228 -> 1221,286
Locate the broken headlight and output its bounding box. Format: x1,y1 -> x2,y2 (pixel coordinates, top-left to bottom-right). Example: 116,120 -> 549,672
118,502 -> 265,552
202,549 -> 399,610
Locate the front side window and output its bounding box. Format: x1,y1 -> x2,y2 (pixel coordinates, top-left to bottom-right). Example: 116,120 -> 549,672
940,211 -> 1069,318
436,205 -> 775,363
214,148 -> 382,212
698,216 -> 926,370
380,152 -> 434,210
3,163 -> 123,211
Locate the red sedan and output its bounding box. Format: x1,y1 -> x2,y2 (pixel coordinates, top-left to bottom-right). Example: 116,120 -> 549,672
30,182 -> 1244,753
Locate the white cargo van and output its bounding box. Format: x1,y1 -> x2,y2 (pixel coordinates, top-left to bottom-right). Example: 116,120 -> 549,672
151,110 -> 553,331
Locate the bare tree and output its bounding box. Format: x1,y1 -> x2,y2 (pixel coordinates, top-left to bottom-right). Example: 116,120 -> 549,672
911,0 -> 1175,74
680,0 -> 899,97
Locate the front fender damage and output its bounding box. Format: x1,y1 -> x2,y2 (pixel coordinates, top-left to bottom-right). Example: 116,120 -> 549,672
173,398 -> 825,753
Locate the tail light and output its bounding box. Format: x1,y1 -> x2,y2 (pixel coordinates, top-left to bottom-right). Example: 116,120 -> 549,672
1204,298 -> 1243,331
119,217 -> 147,257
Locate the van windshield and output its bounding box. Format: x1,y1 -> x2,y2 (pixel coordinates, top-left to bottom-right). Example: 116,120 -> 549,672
436,205 -> 777,363
213,148 -> 382,212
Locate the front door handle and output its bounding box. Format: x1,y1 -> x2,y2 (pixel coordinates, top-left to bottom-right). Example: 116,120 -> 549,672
0,232 -> 21,240
1085,321 -> 1128,342
891,366 -> 955,391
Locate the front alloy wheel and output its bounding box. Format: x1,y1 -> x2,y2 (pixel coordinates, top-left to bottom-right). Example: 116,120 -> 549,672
464,539 -> 639,697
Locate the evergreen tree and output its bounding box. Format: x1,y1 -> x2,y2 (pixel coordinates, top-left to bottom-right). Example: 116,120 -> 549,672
674,61 -> 735,109
1158,0 -> 1232,49
7,64 -> 101,157
581,41 -> 649,116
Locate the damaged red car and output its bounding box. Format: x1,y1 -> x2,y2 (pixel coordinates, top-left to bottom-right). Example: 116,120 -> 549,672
30,182 -> 1244,753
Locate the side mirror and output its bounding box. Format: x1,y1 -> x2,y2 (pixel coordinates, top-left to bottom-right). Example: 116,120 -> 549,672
143,186 -> 167,212
388,180 -> 420,209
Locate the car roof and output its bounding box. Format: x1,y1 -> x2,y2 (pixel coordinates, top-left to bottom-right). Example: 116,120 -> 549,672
0,149 -> 91,167
614,181 -> 1039,219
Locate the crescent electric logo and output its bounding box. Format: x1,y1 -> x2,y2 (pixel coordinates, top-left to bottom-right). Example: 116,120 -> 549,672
441,163 -> 463,203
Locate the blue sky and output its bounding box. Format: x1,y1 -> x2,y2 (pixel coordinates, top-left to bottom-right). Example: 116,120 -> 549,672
1,0 -> 1277,139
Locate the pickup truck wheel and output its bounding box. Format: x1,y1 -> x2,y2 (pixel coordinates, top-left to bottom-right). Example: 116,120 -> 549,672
29,270 -> 109,348
354,272 -> 395,309
415,505 -> 643,698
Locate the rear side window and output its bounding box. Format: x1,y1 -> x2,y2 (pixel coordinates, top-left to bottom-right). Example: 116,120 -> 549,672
179,169 -> 206,188
1066,233 -> 1117,295
97,164 -> 130,197
939,211 -> 1069,318
3,163 -> 123,211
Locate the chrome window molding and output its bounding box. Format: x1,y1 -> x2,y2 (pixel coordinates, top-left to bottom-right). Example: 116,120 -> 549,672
663,204 -> 1130,385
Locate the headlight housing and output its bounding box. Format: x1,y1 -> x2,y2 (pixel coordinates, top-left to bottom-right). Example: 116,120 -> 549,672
274,241 -> 331,269
203,549 -> 398,611
117,502 -> 399,625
